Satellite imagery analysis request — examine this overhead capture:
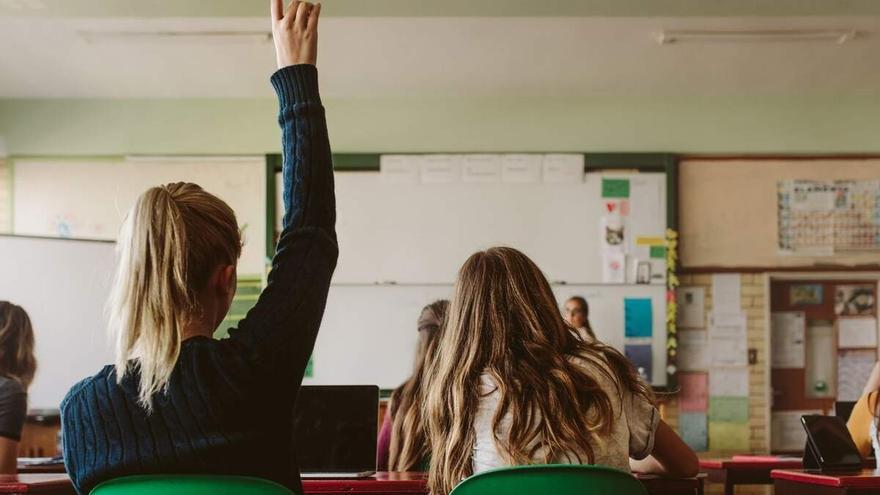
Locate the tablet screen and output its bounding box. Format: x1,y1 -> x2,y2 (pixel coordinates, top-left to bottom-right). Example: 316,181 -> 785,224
801,415 -> 862,469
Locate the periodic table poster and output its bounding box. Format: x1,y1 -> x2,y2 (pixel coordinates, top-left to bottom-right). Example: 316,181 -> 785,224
778,180 -> 880,255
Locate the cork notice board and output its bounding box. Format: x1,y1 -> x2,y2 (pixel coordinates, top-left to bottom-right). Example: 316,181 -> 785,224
680,158 -> 880,269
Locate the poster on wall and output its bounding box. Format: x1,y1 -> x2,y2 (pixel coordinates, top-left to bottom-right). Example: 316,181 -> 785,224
778,180 -> 880,255
790,284 -> 824,305
835,285 -> 876,316
677,287 -> 706,329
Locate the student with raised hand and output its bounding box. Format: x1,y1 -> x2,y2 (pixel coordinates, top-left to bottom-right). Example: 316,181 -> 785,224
60,2 -> 336,493
0,302 -> 37,474
423,247 -> 697,495
377,300 -> 448,471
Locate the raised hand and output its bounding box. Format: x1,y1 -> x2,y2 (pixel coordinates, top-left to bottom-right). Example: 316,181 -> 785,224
271,0 -> 321,69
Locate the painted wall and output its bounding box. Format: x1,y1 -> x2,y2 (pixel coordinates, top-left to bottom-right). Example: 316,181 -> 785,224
2,94 -> 880,156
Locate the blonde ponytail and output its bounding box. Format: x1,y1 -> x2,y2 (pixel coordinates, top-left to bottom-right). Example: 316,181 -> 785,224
109,182 -> 241,411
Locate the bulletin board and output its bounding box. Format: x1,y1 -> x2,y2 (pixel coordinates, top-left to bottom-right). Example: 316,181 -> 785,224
679,158 -> 880,270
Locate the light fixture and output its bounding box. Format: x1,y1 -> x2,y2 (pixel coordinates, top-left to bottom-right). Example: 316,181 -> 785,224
656,29 -> 857,45
78,30 -> 272,44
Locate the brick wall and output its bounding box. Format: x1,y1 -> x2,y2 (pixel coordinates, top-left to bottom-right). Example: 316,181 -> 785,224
673,273 -> 770,495
672,273 -> 770,453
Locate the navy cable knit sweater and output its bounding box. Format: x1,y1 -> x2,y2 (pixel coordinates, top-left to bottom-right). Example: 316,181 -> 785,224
60,65 -> 337,495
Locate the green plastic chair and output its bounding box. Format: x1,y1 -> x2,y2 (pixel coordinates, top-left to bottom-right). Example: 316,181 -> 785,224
90,475 -> 295,495
449,464 -> 649,495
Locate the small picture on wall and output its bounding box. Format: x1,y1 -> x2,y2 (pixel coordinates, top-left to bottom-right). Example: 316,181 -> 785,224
835,285 -> 876,316
790,284 -> 824,306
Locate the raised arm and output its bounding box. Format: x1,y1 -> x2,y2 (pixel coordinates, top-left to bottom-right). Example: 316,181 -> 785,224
224,1 -> 337,378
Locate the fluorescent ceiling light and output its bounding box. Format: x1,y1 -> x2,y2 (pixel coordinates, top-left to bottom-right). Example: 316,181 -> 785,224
78,30 -> 272,44
656,29 -> 857,45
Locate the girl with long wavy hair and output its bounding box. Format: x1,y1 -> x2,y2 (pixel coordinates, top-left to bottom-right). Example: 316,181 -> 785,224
377,300 -> 448,471
424,247 -> 697,495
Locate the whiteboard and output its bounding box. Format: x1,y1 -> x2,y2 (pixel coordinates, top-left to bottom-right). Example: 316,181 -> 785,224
12,157 -> 267,276
305,283 -> 667,388
279,171 -> 667,284
0,236 -> 115,409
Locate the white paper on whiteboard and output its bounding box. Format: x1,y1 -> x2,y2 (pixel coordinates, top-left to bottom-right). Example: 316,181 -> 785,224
542,154 -> 584,183
678,329 -> 710,371
771,311 -> 805,369
380,155 -> 420,183
709,312 -> 748,367
501,154 -> 542,183
712,274 -> 742,314
602,252 -> 626,283
710,366 -> 749,397
838,317 -> 878,349
461,154 -> 502,183
678,287 -> 706,328
420,155 -> 461,183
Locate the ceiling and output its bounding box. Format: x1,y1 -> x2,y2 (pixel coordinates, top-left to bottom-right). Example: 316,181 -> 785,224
2,0 -> 880,18
1,2 -> 878,99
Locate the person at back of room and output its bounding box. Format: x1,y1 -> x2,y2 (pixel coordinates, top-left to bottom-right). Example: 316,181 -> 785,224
60,2 -> 337,493
564,295 -> 596,342
423,247 -> 698,495
0,302 -> 37,474
846,360 -> 880,458
376,300 -> 448,471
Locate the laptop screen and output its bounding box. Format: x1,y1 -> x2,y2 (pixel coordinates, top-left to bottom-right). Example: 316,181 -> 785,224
801,415 -> 862,469
293,385 -> 379,473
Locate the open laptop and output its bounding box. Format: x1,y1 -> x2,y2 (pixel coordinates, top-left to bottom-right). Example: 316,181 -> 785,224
293,385 -> 379,479
801,414 -> 863,472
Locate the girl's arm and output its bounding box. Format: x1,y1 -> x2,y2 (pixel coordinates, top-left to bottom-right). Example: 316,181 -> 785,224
225,1 -> 337,379
630,420 -> 700,477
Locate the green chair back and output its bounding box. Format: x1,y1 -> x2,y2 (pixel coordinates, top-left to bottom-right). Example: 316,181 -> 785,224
90,475 -> 295,495
449,464 -> 649,495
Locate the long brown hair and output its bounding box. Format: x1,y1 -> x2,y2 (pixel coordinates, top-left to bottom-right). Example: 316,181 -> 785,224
109,182 -> 241,410
0,302 -> 37,389
424,247 -> 652,495
388,300 -> 449,471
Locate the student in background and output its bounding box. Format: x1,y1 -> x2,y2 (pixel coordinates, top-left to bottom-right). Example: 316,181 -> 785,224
846,361 -> 880,458
60,3 -> 336,494
424,247 -> 697,495
376,300 -> 449,471
0,302 -> 37,474
564,296 -> 596,341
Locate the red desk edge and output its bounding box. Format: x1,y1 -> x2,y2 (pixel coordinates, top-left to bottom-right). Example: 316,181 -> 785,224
771,469 -> 880,489
700,458 -> 803,470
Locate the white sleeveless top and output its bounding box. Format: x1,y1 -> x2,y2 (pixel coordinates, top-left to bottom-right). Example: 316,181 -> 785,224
471,354 -> 659,474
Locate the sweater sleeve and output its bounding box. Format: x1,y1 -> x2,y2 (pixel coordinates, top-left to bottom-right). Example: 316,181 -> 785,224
0,380 -> 26,442
847,392 -> 877,458
223,64 -> 337,380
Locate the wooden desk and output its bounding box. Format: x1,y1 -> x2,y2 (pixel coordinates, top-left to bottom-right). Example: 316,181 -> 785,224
0,474 -> 74,494
700,456 -> 803,495
303,471 -> 705,495
772,469 -> 880,495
